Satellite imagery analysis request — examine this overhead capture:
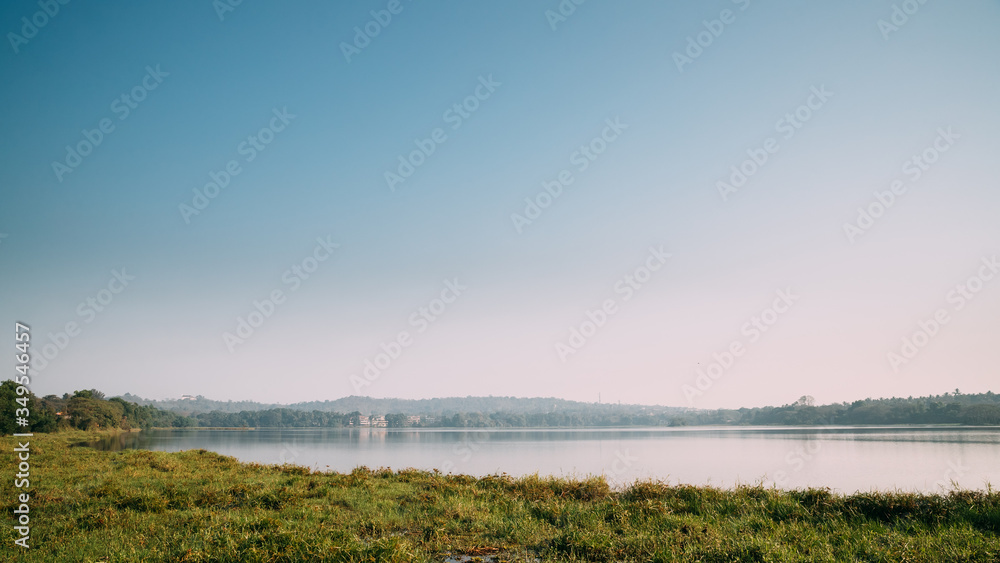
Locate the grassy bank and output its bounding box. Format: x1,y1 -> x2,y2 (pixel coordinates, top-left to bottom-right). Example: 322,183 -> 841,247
1,433 -> 998,562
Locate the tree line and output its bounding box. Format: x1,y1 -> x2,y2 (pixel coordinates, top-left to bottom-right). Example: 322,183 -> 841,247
0,381 -> 193,434
680,392 -> 1000,427
3,382 -> 999,435
189,391 -> 1000,428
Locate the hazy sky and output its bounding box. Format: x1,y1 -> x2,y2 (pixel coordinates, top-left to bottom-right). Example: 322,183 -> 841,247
1,1 -> 998,409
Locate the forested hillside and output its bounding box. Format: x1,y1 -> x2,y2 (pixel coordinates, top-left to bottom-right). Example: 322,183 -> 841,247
118,393 -> 282,414
121,394 -> 675,417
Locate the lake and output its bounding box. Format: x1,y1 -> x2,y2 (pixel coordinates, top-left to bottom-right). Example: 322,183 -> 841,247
85,426 -> 1000,493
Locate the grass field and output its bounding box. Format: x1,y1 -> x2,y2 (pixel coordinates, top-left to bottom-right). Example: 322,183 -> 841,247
1,431 -> 998,562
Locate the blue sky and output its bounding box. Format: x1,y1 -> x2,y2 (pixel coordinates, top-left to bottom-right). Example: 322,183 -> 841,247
1,0 -> 998,408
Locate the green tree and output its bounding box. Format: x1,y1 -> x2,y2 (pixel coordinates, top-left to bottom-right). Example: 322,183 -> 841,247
345,411 -> 362,427
0,380 -> 58,434
68,396 -> 124,430
385,413 -> 408,428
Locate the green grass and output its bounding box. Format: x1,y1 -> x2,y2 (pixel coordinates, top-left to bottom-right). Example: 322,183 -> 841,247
1,432 -> 998,562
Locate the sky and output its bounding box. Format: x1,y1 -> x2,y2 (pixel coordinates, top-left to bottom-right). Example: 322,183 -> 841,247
0,0 -> 998,409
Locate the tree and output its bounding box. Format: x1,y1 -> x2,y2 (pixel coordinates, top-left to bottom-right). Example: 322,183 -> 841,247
0,380 -> 58,435
345,411 -> 363,427
385,413 -> 408,428
68,397 -> 124,430
72,389 -> 106,400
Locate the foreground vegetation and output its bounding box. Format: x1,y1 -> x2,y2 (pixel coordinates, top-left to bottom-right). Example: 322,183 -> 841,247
1,433 -> 998,562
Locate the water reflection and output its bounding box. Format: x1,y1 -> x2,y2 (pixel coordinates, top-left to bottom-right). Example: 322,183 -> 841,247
78,426 -> 1000,493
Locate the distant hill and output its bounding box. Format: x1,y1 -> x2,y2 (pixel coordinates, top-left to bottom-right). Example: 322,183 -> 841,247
291,396 -> 689,417
118,393 -> 283,414
117,393 -> 689,417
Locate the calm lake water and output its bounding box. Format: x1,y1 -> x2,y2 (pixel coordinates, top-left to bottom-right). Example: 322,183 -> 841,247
86,426 -> 1000,493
